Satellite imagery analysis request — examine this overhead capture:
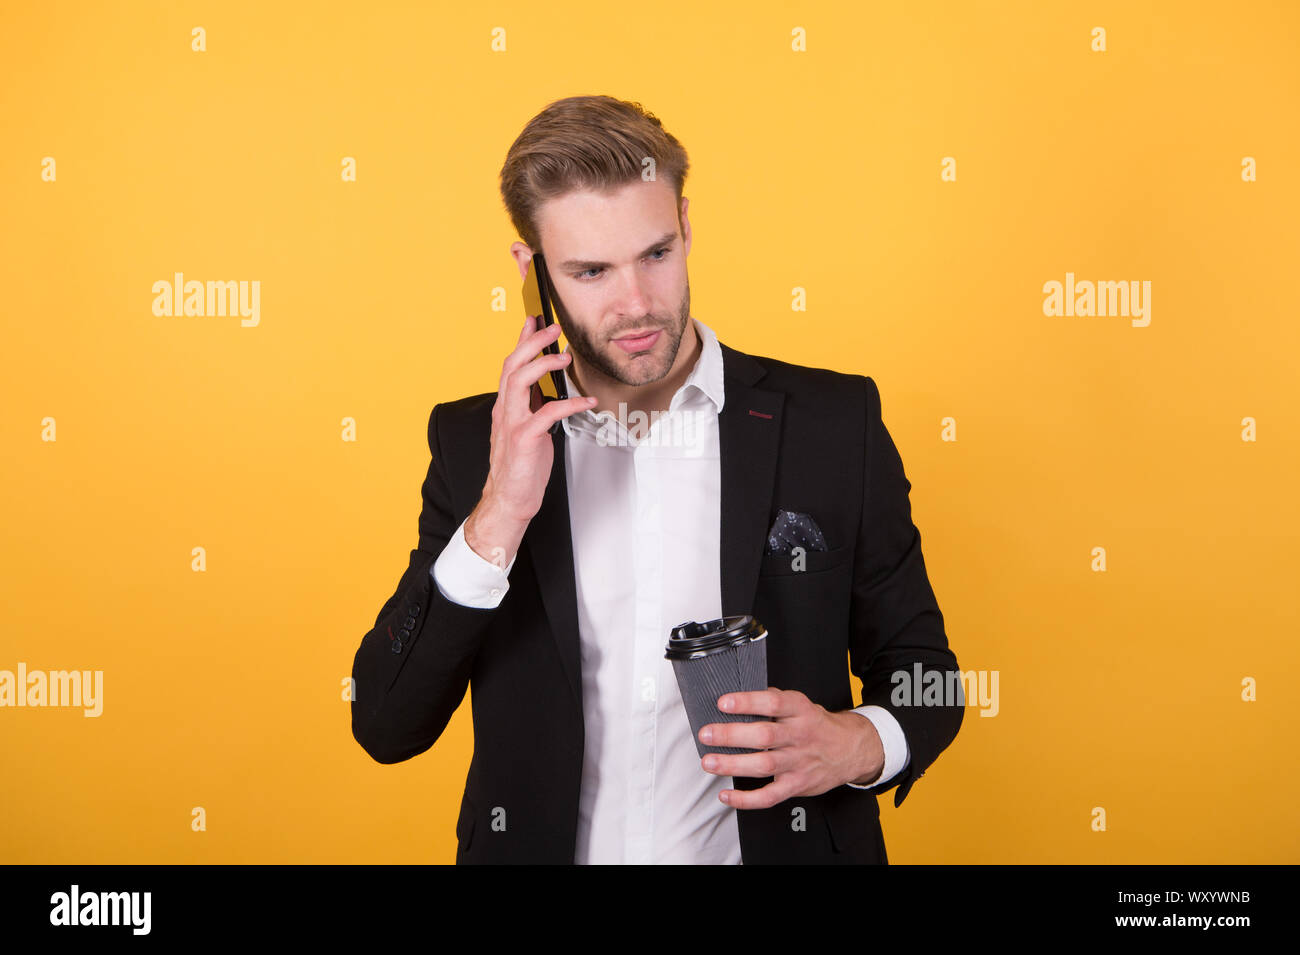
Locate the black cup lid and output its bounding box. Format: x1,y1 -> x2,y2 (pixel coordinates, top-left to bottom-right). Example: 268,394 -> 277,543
665,614 -> 765,660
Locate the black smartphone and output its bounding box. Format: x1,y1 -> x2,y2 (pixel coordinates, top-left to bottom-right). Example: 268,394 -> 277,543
521,252 -> 569,435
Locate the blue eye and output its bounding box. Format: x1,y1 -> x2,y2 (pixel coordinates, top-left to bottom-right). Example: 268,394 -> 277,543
574,248 -> 670,282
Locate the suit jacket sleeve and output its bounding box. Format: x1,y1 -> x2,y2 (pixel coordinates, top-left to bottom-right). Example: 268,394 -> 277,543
351,402 -> 500,764
849,376 -> 964,808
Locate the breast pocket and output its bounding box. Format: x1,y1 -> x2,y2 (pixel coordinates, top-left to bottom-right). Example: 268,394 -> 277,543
754,544 -> 855,696
758,544 -> 852,577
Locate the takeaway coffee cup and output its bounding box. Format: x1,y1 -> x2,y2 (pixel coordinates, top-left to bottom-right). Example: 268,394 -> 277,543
665,615 -> 772,758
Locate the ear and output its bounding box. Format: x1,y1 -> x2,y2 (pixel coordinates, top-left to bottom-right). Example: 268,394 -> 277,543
509,241 -> 533,280
679,196 -> 692,256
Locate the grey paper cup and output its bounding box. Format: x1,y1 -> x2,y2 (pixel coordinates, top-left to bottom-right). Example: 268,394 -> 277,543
666,615 -> 772,758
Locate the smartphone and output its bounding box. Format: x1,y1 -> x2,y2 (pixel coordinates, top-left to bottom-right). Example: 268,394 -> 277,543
521,252 -> 569,435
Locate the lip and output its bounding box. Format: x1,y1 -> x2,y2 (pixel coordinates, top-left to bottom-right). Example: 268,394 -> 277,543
613,329 -> 661,353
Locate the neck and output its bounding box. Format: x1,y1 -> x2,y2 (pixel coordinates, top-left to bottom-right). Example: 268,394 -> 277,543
571,319 -> 702,419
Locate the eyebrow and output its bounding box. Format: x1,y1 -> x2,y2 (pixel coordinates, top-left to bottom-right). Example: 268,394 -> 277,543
555,231 -> 678,272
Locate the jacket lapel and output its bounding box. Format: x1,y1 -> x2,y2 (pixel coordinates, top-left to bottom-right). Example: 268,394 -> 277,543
717,342 -> 783,619
715,344 -> 784,815
523,424 -> 584,712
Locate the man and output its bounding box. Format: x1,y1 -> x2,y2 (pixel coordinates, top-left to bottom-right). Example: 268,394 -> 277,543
351,95 -> 963,864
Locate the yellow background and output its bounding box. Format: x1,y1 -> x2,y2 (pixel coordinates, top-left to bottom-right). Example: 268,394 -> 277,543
2,1 -> 1297,863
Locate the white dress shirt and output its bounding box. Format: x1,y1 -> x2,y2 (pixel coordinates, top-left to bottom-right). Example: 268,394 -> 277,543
432,316 -> 909,863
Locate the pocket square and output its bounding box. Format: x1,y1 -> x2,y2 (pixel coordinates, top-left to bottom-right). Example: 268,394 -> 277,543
765,509 -> 828,556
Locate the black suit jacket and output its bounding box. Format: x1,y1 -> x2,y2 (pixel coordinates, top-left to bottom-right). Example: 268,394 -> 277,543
351,341 -> 963,864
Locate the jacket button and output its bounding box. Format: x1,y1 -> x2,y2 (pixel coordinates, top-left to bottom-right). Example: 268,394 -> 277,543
391,639 -> 403,654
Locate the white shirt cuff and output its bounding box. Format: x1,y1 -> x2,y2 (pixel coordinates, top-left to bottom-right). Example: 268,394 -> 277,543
846,705 -> 910,789
430,518 -> 517,609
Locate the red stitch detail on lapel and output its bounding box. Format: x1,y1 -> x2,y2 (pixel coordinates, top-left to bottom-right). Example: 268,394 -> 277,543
748,409 -> 773,419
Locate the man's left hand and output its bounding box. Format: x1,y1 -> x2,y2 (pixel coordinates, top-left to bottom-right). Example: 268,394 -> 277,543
698,688 -> 884,809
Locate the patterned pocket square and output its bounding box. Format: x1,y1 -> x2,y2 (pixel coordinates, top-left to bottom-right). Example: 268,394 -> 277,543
765,508 -> 828,556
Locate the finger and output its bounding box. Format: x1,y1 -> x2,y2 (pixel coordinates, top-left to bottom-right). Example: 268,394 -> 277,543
720,776 -> 802,811
515,348 -> 571,384
507,320 -> 562,375
716,689 -> 790,718
499,320 -> 562,395
524,394 -> 599,438
502,324 -> 564,412
699,718 -> 783,751
502,315 -> 540,391
699,748 -> 785,780
505,351 -> 573,418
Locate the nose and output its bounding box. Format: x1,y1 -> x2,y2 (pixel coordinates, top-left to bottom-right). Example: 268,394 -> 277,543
613,267 -> 652,319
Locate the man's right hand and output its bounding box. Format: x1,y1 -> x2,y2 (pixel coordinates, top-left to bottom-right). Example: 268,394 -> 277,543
464,315 -> 596,570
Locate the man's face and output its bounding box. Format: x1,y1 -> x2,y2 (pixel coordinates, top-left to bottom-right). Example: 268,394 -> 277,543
532,179 -> 692,388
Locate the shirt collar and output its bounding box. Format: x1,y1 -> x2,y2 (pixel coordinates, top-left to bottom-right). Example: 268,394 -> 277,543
560,316 -> 725,440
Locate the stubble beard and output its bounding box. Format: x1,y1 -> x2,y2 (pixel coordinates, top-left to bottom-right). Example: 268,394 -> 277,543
559,279 -> 692,388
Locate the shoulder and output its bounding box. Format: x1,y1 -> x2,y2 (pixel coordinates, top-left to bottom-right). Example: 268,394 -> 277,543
720,341 -> 881,418
425,391 -> 496,449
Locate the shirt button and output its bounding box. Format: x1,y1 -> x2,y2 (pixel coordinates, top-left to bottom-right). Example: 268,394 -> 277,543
489,588 -> 502,598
